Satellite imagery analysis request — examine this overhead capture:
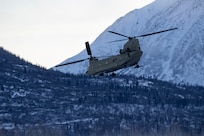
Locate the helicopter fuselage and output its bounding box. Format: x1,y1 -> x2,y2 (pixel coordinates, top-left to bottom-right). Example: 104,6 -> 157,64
55,28 -> 177,75
86,39 -> 143,75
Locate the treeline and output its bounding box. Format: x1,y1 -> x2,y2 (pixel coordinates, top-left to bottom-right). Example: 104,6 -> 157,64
0,124 -> 204,136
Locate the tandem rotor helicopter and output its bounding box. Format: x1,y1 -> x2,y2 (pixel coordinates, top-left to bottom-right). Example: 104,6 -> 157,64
55,28 -> 177,76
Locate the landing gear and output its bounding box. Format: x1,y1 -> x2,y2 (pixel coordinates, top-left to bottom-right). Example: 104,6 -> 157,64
99,73 -> 104,76
98,72 -> 116,76
135,65 -> 140,68
111,72 -> 116,76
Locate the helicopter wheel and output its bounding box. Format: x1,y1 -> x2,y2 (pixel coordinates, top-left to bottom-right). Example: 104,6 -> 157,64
111,73 -> 116,76
99,73 -> 104,76
135,65 -> 140,68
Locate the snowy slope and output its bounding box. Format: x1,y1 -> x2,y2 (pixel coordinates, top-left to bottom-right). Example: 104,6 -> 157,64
54,0 -> 204,86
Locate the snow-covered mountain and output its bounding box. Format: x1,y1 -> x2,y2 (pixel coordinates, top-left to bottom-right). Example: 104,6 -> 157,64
54,0 -> 204,86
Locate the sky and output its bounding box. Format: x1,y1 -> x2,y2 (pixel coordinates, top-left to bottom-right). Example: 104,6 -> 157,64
0,0 -> 155,68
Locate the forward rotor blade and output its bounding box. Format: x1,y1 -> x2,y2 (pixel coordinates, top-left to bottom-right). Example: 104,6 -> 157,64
136,28 -> 178,37
55,58 -> 89,67
108,31 -> 130,39
108,39 -> 128,43
85,42 -> 92,57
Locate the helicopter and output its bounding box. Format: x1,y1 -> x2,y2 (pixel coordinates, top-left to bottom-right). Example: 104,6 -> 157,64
55,28 -> 177,76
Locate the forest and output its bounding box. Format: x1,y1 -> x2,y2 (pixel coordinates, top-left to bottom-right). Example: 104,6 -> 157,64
0,47 -> 204,136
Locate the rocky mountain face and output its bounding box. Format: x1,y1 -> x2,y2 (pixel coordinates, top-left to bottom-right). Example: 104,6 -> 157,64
54,0 -> 204,86
0,48 -> 204,135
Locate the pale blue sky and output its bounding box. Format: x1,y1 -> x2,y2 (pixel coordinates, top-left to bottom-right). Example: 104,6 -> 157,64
0,0 -> 154,68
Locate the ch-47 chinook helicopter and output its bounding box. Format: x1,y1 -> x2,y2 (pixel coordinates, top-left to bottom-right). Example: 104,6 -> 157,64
55,28 -> 177,76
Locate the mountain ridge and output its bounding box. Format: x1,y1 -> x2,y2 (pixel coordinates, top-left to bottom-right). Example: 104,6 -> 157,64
54,0 -> 204,86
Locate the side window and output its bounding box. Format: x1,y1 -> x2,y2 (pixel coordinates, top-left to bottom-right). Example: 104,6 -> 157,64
113,58 -> 117,62
128,53 -> 130,57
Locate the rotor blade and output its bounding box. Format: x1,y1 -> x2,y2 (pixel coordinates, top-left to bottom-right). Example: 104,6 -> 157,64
55,58 -> 89,67
85,41 -> 92,57
108,39 -> 128,43
136,28 -> 178,37
108,31 -> 130,39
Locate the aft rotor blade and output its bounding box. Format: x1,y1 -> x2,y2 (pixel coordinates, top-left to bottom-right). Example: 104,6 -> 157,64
136,28 -> 178,37
55,58 -> 89,67
108,31 -> 130,39
108,39 -> 128,43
